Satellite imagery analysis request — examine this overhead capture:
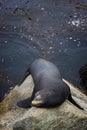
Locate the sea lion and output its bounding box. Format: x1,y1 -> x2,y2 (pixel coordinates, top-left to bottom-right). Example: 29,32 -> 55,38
79,64 -> 87,87
79,64 -> 87,95
17,58 -> 83,109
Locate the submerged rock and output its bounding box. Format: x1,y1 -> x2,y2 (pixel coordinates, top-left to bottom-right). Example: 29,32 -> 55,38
0,76 -> 87,130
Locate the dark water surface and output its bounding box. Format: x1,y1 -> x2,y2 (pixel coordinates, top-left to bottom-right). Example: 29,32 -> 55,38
0,0 -> 87,101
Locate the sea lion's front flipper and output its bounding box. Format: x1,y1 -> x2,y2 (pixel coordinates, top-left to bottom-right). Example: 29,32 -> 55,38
17,97 -> 32,108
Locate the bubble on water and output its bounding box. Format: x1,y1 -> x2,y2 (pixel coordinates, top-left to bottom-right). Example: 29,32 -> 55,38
74,15 -> 77,18
30,37 -> 33,41
73,10 -> 75,12
48,51 -> 50,54
14,26 -> 17,29
9,87 -> 13,90
59,42 -> 63,45
4,40 -> 8,43
77,43 -> 80,47
1,58 -> 4,63
41,47 -> 44,50
74,12 -> 77,15
69,37 -> 72,40
3,26 -> 6,29
33,46 -> 36,49
68,21 -> 71,24
41,7 -> 45,11
71,19 -> 80,27
49,46 -> 53,50
73,39 -> 77,42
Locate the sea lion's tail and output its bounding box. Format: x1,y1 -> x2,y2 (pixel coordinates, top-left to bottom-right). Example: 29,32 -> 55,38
18,68 -> 30,86
68,93 -> 83,110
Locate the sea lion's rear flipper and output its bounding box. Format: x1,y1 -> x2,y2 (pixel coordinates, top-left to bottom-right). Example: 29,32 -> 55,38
18,67 -> 30,86
68,94 -> 83,110
17,97 -> 32,108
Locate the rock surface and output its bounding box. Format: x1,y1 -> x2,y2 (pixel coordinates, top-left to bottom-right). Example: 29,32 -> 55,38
0,76 -> 87,130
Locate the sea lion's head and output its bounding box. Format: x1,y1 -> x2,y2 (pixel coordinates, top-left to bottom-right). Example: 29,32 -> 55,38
31,89 -> 58,107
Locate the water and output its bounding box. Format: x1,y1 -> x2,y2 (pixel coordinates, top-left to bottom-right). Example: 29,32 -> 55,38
0,27 -> 41,101
0,0 -> 87,101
